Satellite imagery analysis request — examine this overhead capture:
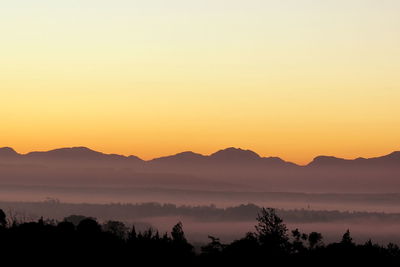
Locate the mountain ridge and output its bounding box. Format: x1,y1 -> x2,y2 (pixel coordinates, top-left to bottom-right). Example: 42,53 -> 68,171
1,146 -> 400,193
1,146 -> 399,166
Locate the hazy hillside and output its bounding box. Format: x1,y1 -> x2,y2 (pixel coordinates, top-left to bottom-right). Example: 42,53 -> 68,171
0,147 -> 399,194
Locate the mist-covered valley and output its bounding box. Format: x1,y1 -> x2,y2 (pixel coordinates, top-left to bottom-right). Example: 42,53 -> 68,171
1,146 -> 400,245
2,199 -> 400,245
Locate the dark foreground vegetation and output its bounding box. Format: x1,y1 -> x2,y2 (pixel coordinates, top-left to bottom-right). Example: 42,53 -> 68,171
0,208 -> 399,266
4,200 -> 400,223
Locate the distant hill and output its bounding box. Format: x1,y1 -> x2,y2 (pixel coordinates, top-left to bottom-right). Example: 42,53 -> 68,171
0,146 -> 399,193
0,147 -> 19,158
0,146 -> 142,164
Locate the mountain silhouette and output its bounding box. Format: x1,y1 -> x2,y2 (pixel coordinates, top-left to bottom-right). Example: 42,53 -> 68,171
0,146 -> 142,163
308,152 -> 400,168
0,147 -> 18,158
1,146 -> 400,166
151,151 -> 207,164
374,151 -> 400,162
26,147 -> 125,160
307,156 -> 349,166
1,146 -> 400,193
1,146 -> 400,167
210,147 -> 261,161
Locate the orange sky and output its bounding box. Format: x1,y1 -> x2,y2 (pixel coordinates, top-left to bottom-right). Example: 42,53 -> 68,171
1,1 -> 400,164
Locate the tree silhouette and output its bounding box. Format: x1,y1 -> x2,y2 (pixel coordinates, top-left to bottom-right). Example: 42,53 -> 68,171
170,221 -> 194,260
171,222 -> 186,243
308,232 -> 323,249
64,215 -> 95,226
128,225 -> 137,241
341,229 -> 354,245
291,228 -> 307,253
255,208 -> 289,251
103,220 -> 127,239
0,207 -> 399,265
77,218 -> 101,233
0,209 -> 6,227
201,236 -> 225,255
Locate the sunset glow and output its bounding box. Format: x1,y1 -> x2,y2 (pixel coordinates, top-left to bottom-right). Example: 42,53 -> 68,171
1,0 -> 400,164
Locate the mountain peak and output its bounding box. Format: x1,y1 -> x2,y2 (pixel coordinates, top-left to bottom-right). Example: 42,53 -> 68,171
26,146 -> 110,160
45,146 -> 99,155
384,151 -> 400,159
174,151 -> 205,158
152,151 -> 206,163
210,147 -> 260,161
308,155 -> 347,166
0,147 -> 18,157
56,146 -> 96,153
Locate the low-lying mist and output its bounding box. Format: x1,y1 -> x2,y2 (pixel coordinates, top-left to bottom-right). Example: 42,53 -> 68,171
2,185 -> 400,212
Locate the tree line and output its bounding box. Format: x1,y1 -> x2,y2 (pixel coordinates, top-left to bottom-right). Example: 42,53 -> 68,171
0,207 -> 399,266
3,200 -> 400,223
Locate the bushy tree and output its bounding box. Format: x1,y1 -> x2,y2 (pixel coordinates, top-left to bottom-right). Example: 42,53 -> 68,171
291,228 -> 307,253
77,218 -> 101,233
308,232 -> 323,249
255,208 -> 289,251
341,229 -> 354,245
103,220 -> 128,239
201,236 -> 225,255
171,222 -> 186,243
64,215 -> 95,226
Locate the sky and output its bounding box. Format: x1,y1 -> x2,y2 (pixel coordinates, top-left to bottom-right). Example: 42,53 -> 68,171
1,0 -> 400,164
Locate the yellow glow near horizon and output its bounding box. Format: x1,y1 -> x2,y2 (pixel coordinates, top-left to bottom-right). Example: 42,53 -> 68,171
1,1 -> 400,164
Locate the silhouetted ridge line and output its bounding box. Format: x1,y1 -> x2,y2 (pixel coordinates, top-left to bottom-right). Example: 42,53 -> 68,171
1,146 -> 400,166
22,147 -> 143,162
210,147 -> 261,161
308,156 -> 349,166
0,147 -> 18,157
151,151 -> 207,163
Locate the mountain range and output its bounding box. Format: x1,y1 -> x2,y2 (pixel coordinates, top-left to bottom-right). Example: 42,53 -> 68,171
1,146 -> 399,166
0,146 -> 399,193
